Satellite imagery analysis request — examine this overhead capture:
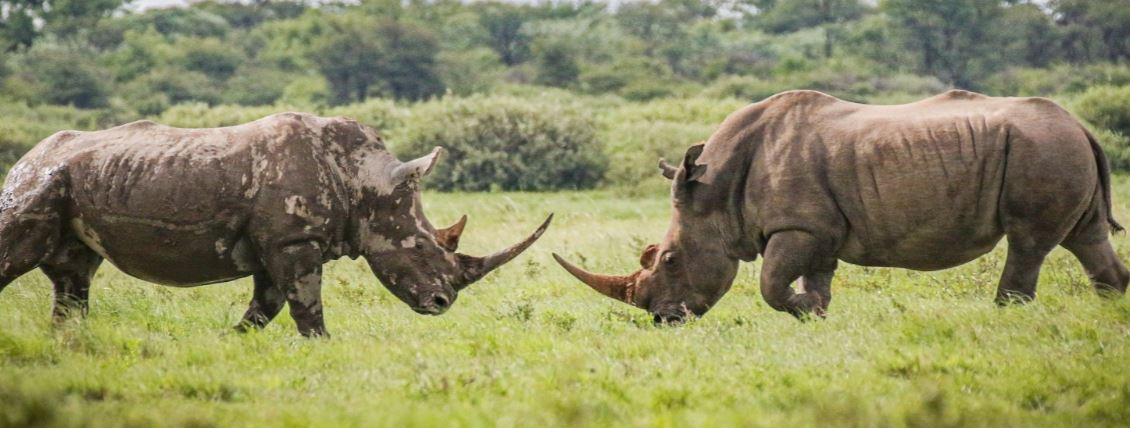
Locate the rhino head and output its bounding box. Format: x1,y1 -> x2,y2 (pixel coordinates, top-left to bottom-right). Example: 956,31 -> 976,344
553,143 -> 739,324
349,139 -> 551,316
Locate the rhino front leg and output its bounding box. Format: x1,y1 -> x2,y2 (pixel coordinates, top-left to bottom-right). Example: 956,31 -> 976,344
797,269 -> 834,317
40,239 -> 103,321
264,241 -> 328,337
760,230 -> 834,319
234,272 -> 287,332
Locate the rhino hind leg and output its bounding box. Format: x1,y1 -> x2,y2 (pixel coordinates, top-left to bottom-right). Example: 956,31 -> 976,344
994,243 -> 1052,305
0,177 -> 69,294
759,230 -> 837,318
234,272 -> 287,332
1062,238 -> 1129,297
40,238 -> 103,321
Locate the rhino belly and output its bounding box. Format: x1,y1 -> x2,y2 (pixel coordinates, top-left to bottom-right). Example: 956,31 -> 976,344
838,224 -> 1004,271
69,216 -> 261,286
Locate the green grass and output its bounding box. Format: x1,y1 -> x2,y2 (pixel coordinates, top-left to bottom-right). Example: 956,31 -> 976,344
3,182 -> 1130,427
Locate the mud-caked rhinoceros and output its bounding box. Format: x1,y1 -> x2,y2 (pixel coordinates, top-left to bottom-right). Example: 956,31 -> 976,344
555,90 -> 1127,323
0,112 -> 551,336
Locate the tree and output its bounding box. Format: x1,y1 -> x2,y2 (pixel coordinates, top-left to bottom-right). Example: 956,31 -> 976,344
615,0 -> 717,78
752,0 -> 868,45
882,0 -> 1004,89
374,19 -> 444,100
476,2 -> 531,66
19,48 -> 110,108
1052,0 -> 1130,63
309,16 -> 443,104
534,40 -> 579,88
998,2 -> 1060,67
309,16 -> 383,104
0,0 -> 128,51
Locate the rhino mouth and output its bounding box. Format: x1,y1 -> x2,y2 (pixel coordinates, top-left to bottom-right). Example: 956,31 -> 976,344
412,306 -> 448,315
410,292 -> 452,315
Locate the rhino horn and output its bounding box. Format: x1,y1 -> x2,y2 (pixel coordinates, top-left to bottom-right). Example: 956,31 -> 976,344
436,214 -> 468,251
454,214 -> 553,289
552,253 -> 643,307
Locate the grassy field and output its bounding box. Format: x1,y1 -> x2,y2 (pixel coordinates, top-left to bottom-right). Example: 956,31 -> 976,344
2,181 -> 1130,427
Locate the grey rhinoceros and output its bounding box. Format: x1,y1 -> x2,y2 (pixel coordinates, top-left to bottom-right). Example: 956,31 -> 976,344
0,112 -> 551,336
555,90 -> 1127,323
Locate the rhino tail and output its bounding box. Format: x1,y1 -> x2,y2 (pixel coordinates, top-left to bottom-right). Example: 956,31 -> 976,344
1083,128 -> 1123,233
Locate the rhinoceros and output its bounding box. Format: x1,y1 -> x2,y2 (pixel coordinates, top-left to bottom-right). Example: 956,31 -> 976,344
0,112 -> 551,336
555,90 -> 1127,323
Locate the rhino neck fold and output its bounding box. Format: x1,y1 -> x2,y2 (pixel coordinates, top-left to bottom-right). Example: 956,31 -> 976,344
694,136 -> 762,262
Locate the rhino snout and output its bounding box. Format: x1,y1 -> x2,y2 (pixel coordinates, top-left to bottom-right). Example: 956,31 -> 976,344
413,291 -> 454,315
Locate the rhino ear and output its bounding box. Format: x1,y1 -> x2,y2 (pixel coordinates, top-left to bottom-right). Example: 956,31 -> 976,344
673,143 -> 706,203
658,159 -> 677,180
392,147 -> 443,184
681,143 -> 706,182
639,244 -> 660,268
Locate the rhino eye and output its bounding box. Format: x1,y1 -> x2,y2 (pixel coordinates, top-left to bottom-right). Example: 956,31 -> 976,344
415,241 -> 425,250
662,253 -> 675,264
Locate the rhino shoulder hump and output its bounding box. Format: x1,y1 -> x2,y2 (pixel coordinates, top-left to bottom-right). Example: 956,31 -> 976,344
937,89 -> 989,100
323,117 -> 385,152
765,89 -> 839,105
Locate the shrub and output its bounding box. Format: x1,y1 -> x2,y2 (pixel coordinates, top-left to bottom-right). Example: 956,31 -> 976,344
16,48 -> 110,109
985,63 -> 1130,96
125,68 -> 222,110
601,121 -> 719,191
279,76 -> 331,106
222,65 -> 291,106
398,95 -> 607,191
1091,128 -> 1130,173
177,38 -> 244,81
699,75 -> 783,102
153,103 -> 301,128
0,103 -> 122,175
321,98 -> 408,139
1075,85 -> 1130,136
598,97 -> 746,189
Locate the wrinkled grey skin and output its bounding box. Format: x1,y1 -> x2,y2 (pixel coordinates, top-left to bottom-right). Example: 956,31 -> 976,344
556,90 -> 1128,323
0,113 -> 551,336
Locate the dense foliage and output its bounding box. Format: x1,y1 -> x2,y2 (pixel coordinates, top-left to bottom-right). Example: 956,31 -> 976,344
399,95 -> 606,191
1,0 -> 1129,186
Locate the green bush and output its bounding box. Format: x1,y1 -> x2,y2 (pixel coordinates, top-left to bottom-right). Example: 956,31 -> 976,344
601,121 -> 719,192
125,68 -> 222,111
598,97 -> 746,189
1075,85 -> 1130,136
1091,128 -> 1130,173
398,95 -> 607,191
699,75 -> 783,102
279,76 -> 331,106
985,64 -> 1130,96
152,103 -> 302,128
16,48 -> 110,109
222,65 -> 292,106
177,38 -> 244,81
0,103 -> 123,175
322,98 -> 408,140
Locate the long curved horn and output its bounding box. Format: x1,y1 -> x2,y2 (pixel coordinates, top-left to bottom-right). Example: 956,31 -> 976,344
436,214 -> 468,251
454,214 -> 553,289
552,254 -> 642,307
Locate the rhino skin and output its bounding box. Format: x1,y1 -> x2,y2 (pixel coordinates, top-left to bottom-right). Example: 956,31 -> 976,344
555,90 -> 1128,323
0,112 -> 552,336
